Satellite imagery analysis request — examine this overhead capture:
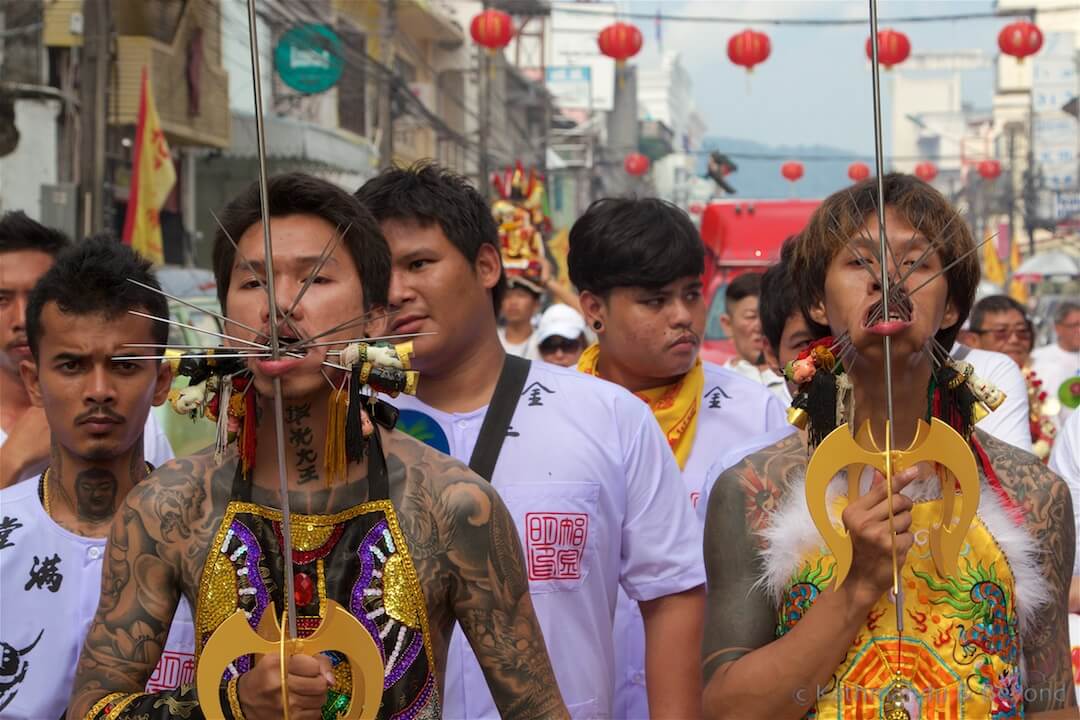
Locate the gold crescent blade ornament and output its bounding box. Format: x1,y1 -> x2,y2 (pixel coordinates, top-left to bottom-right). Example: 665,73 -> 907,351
804,417 -> 981,589
196,602 -> 384,720
195,0 -> 388,714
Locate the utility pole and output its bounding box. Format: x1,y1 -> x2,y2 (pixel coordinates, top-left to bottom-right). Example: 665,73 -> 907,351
377,0 -> 396,169
478,46 -> 491,198
78,0 -> 109,237
1005,122 -> 1018,285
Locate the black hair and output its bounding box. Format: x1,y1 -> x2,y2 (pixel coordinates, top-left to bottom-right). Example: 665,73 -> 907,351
0,211 -> 70,256
356,161 -> 505,312
213,172 -> 391,312
26,235 -> 169,358
969,294 -> 1028,331
567,197 -> 704,295
760,238 -> 800,355
725,272 -> 762,306
1055,300 -> 1080,325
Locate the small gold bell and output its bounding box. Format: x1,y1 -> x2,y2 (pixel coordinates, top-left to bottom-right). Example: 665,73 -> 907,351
883,686 -> 911,720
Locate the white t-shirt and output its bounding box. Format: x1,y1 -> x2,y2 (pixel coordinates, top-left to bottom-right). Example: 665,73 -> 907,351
1049,411 -> 1080,575
0,412 -> 175,485
393,362 -> 705,718
723,357 -> 790,403
1031,342 -> 1079,430
613,362 -> 789,719
952,344 -> 1034,453
0,477 -> 195,718
497,326 -> 540,360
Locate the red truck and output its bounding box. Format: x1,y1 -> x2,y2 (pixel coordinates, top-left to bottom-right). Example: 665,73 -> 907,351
698,199 -> 821,364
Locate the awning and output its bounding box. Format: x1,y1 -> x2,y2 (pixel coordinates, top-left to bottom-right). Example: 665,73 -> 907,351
222,112 -> 378,174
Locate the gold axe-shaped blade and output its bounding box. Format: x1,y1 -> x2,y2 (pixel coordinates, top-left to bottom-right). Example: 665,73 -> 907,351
196,600 -> 384,719
805,417 -> 980,589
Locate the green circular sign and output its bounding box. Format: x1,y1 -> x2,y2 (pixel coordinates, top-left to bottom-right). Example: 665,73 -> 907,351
274,24 -> 343,94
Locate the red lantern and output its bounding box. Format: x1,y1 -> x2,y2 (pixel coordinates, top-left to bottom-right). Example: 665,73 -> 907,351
848,162 -> 871,182
598,22 -> 643,65
470,9 -> 514,52
978,159 -> 1002,181
624,152 -> 649,176
914,162 -> 937,182
727,29 -> 771,73
781,161 -> 804,183
998,20 -> 1043,62
689,202 -> 704,215
866,29 -> 911,69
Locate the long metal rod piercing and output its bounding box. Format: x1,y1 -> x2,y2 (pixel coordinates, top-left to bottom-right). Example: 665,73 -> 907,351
247,0 -> 298,639
866,0 -> 904,661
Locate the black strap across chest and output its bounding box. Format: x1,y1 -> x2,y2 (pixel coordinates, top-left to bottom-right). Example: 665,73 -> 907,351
468,354 -> 531,482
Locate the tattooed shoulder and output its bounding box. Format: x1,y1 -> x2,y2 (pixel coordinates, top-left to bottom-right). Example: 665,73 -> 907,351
974,430 -> 1076,710
708,432 -> 807,539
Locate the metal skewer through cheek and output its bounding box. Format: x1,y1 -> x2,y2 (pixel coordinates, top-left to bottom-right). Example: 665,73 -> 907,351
246,0 -> 298,641
866,0 -> 904,667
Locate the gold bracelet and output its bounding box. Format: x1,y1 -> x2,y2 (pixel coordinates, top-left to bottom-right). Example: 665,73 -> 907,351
227,676 -> 247,720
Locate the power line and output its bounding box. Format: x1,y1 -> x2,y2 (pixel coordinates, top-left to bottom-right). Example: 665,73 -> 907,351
558,3 -> 1080,26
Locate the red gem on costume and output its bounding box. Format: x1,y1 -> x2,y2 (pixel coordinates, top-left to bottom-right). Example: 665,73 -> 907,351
295,572 -> 315,607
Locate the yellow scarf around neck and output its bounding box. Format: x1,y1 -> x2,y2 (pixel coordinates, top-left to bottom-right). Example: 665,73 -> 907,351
577,343 -> 704,470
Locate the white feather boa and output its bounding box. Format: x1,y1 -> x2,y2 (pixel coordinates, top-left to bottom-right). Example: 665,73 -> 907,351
754,468 -> 1050,636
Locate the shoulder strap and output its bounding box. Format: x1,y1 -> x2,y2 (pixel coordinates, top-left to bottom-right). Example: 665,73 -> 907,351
468,354 -> 531,482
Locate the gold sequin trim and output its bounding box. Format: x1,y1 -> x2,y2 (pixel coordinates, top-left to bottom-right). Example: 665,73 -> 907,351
227,676 -> 246,720
292,522 -> 338,552
195,500 -> 437,675
85,693 -> 126,720
383,553 -> 422,628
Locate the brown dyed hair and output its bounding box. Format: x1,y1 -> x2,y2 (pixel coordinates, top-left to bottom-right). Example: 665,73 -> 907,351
791,173 -> 978,349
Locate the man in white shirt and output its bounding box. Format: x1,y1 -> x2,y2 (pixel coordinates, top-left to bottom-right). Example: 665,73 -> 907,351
357,164 -> 705,719
497,278 -> 542,359
0,212 -> 173,487
719,272 -> 788,400
1031,300 -> 1080,430
567,197 -> 788,718
0,237 -> 193,718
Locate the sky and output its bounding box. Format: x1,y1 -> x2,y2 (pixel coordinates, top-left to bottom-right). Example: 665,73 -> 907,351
622,0 -> 1001,154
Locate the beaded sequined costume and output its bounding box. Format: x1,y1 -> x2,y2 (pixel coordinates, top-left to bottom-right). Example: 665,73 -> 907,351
85,440 -> 440,720
761,471 -> 1047,720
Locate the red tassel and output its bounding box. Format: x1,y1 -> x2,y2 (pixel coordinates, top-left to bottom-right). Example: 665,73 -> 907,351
971,436 -> 1025,527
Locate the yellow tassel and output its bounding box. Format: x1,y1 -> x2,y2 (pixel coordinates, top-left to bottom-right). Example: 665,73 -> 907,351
324,388 -> 348,486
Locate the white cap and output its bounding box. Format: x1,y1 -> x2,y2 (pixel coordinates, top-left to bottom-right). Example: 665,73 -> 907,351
536,304 -> 587,344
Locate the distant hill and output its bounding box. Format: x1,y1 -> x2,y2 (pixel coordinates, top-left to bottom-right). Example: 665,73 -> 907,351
699,136 -> 874,200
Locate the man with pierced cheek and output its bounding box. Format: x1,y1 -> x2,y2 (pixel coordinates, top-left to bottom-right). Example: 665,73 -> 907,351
701,174 -> 1075,719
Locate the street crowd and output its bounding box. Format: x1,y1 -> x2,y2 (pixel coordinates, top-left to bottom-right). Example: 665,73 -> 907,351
0,164 -> 1078,719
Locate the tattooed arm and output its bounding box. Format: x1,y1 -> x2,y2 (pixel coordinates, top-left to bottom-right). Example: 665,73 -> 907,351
396,443 -> 569,719
978,431 -> 1077,712
701,436 -> 913,720
68,456 -> 217,719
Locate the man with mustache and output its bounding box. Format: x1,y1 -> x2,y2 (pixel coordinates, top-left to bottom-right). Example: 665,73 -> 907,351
68,173 -> 566,719
0,237 -> 194,718
719,272 -> 789,400
358,165 -> 705,719
0,211 -> 173,488
567,197 -> 788,719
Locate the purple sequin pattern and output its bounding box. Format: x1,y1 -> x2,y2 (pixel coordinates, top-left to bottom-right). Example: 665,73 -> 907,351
227,519 -> 269,678
350,519 -> 389,663
385,634 -> 423,687
391,674 -> 437,720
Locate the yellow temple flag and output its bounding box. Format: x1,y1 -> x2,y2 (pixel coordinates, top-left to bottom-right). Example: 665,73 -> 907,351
1008,240 -> 1028,304
982,233 -> 1006,286
121,67 -> 175,264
